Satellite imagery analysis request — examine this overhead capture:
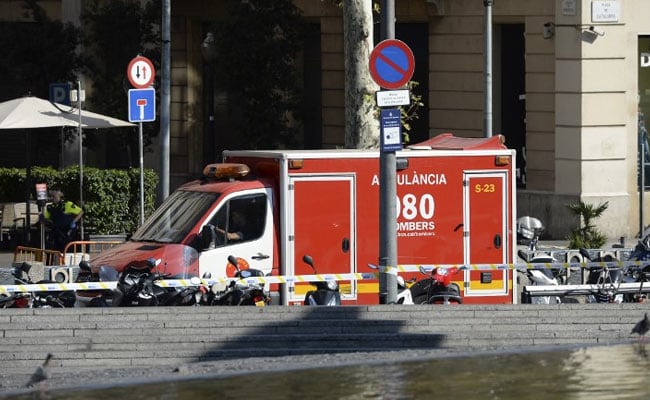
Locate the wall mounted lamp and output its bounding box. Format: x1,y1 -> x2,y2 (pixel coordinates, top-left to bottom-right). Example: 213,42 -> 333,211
543,22 -> 555,39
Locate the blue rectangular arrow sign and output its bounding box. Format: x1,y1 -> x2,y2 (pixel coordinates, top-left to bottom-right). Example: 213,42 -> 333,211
128,88 -> 156,122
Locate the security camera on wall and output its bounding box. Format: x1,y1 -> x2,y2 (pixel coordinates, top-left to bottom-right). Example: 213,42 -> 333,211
581,25 -> 605,43
588,25 -> 605,36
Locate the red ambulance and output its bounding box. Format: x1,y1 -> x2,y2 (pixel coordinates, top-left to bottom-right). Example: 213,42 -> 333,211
89,133 -> 517,305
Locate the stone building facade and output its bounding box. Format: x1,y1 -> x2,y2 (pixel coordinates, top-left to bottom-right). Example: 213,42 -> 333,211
1,0 -> 648,240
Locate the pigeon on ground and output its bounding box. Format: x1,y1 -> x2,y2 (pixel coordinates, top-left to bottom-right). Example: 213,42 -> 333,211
631,313 -> 650,342
25,353 -> 53,388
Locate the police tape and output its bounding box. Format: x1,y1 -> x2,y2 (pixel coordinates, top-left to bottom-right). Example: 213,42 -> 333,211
0,273 -> 380,295
371,260 -> 650,274
1,260 -> 648,294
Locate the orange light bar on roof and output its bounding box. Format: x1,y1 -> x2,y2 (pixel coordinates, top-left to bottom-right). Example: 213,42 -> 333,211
495,155 -> 510,166
203,163 -> 250,179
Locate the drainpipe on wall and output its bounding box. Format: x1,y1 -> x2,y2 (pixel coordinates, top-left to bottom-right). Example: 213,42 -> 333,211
484,0 -> 493,138
160,0 -> 171,202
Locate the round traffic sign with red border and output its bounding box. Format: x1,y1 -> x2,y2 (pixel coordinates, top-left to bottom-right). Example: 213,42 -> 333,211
127,56 -> 156,89
369,39 -> 415,90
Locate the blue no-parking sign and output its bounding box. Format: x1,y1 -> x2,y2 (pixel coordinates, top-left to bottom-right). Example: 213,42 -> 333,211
128,88 -> 156,122
369,39 -> 415,90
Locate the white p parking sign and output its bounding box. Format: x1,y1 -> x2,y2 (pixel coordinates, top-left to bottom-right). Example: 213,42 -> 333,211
49,83 -> 71,105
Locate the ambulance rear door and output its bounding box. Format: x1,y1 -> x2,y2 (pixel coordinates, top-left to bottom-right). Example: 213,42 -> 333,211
463,171 -> 509,296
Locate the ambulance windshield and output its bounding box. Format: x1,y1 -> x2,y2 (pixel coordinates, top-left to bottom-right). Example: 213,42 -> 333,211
131,190 -> 219,243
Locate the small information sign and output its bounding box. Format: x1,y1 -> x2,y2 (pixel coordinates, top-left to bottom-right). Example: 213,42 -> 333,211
376,90 -> 410,107
591,0 -> 620,23
380,108 -> 402,152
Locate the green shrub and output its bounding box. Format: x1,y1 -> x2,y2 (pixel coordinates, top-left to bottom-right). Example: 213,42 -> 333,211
0,166 -> 158,235
566,200 -> 608,249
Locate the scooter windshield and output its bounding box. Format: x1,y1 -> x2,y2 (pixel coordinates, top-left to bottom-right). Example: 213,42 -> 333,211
153,244 -> 200,279
130,190 -> 219,243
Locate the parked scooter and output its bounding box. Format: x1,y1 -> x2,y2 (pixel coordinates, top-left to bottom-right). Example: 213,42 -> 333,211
407,266 -> 462,304
206,255 -> 269,306
518,249 -> 563,304
517,216 -> 544,247
0,262 -> 76,308
367,263 -> 416,304
302,255 -> 341,306
516,216 -> 566,304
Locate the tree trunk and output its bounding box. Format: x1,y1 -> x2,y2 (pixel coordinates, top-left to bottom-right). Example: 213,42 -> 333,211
343,0 -> 379,149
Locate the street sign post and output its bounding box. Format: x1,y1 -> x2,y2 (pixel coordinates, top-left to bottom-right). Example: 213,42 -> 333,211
370,34 -> 415,304
127,86 -> 156,226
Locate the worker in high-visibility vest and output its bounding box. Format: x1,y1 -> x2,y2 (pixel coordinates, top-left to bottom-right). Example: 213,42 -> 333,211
40,188 -> 83,251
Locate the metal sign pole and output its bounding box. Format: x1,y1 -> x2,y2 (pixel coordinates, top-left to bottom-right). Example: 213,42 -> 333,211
640,126 -> 645,237
378,0 -> 397,304
139,122 -> 145,226
78,80 -> 84,239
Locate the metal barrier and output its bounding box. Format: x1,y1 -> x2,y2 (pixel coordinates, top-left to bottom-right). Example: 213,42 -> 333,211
13,246 -> 63,266
10,240 -> 124,268
62,240 -> 124,266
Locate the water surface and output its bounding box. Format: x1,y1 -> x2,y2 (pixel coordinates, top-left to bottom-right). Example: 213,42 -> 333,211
5,343 -> 650,400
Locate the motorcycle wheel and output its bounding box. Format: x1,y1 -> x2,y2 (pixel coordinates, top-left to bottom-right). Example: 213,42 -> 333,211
217,290 -> 244,306
427,283 -> 462,304
412,294 -> 429,304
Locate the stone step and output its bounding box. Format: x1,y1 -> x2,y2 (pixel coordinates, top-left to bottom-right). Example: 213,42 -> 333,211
1,304 -> 647,373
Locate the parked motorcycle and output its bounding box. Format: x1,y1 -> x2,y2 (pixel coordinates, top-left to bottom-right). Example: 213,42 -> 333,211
0,262 -> 76,308
616,230 -> 650,302
302,255 -> 341,306
82,245 -> 202,307
206,255 -> 269,306
579,248 -> 629,303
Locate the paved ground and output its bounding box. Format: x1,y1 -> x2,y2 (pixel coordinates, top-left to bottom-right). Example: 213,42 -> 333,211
0,239 -> 644,396
0,251 -> 13,268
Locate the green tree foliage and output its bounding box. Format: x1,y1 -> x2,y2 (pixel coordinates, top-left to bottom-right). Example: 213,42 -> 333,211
81,0 -> 161,165
566,200 -> 609,249
0,1 -> 83,164
0,0 -> 81,100
211,0 -> 305,149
